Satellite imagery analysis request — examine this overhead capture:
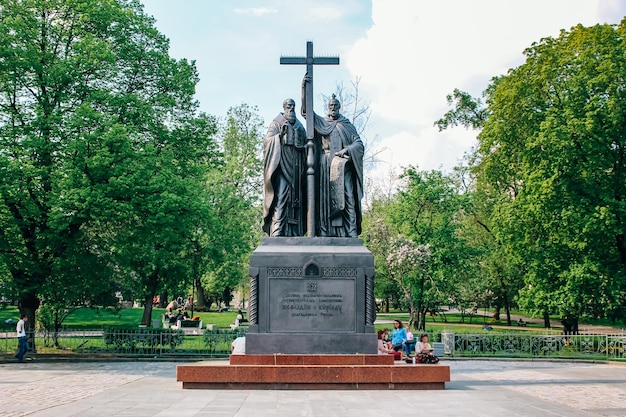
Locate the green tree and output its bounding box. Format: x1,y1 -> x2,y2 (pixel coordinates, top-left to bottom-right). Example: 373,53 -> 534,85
361,194 -> 402,313
454,167 -> 525,326
394,168 -> 473,330
438,86 -> 530,326
117,114 -> 220,326
363,167 -> 471,330
0,0 -> 214,331
194,104 -> 263,311
474,21 -> 626,327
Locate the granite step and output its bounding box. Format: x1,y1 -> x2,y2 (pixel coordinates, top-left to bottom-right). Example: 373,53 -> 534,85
177,354 -> 450,390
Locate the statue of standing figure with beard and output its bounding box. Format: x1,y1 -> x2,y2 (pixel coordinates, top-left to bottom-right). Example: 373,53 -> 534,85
302,75 -> 364,238
262,98 -> 307,236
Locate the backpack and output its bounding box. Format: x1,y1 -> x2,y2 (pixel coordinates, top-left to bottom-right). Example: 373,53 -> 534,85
419,354 -> 439,364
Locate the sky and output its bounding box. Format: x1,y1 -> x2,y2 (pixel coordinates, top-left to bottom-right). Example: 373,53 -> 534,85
141,0 -> 626,182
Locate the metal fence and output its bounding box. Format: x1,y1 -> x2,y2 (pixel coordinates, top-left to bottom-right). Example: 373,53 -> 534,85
441,331 -> 626,360
1,329 -> 625,360
1,328 -> 247,358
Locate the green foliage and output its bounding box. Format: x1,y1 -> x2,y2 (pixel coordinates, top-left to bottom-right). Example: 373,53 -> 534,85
472,20 -> 626,323
0,0 -> 259,331
434,88 -> 489,131
195,104 -> 263,305
364,168 -> 476,330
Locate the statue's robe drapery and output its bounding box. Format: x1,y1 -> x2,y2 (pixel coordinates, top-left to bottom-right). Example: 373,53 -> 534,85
262,113 -> 307,236
312,113 -> 364,237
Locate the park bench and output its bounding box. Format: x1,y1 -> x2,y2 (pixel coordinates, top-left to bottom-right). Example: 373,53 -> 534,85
179,320 -> 203,335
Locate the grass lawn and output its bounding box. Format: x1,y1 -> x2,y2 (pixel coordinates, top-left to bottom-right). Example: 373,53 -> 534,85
0,305 -> 239,330
0,305 -> 20,331
59,307 -> 239,329
375,312 -> 557,334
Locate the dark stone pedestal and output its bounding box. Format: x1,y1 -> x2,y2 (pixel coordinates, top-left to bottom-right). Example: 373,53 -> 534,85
246,237 -> 377,354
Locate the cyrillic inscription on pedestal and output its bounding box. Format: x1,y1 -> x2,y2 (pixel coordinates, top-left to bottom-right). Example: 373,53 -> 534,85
270,278 -> 355,332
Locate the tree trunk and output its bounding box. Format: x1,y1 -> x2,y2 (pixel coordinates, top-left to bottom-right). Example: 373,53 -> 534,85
196,281 -> 207,310
53,309 -> 61,348
141,271 -> 159,326
561,315 -> 579,335
222,287 -> 233,306
141,294 -> 154,326
493,306 -> 501,321
407,299 -> 417,330
19,292 -> 39,353
543,311 -> 551,328
571,316 -> 579,334
159,291 -> 168,308
504,302 -> 512,326
415,276 -> 426,331
439,307 -> 448,323
417,305 -> 428,331
498,273 -> 512,326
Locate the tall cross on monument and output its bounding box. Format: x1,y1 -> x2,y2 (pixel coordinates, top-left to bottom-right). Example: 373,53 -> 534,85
280,41 -> 339,237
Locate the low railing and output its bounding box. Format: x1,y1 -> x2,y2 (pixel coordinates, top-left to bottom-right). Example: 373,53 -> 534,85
1,330 -> 624,360
441,332 -> 626,360
0,328 -> 247,358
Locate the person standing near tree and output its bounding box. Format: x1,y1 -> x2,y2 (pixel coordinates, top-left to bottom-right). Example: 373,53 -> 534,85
301,75 -> 364,237
263,98 -> 307,236
16,313 -> 28,363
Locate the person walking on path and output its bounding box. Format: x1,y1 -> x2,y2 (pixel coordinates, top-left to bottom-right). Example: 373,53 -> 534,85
16,313 -> 28,363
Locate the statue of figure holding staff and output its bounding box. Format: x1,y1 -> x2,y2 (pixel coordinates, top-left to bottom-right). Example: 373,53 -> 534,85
262,98 -> 307,236
301,74 -> 364,237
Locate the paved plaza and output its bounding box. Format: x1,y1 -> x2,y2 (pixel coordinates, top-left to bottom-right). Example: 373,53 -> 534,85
0,359 -> 625,417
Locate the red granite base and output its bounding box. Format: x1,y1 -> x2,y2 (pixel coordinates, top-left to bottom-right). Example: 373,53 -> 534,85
177,354 -> 450,390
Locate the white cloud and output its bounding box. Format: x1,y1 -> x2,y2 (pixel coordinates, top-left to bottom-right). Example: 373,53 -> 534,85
597,0 -> 626,21
233,7 -> 277,16
309,7 -> 343,20
371,126 -> 477,175
346,0 -> 623,172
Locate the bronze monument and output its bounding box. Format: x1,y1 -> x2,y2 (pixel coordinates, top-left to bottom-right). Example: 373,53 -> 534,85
248,41 -> 376,355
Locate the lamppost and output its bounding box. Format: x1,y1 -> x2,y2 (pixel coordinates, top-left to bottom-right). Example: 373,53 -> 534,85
190,241 -> 199,318
191,277 -> 195,318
